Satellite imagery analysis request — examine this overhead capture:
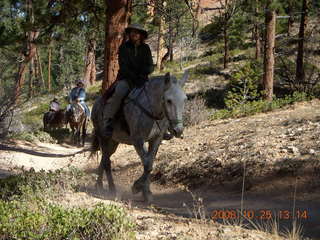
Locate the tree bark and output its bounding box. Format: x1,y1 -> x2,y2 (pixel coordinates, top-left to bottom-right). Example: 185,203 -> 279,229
192,0 -> 202,37
295,0 -> 309,84
263,3 -> 276,101
13,0 -> 39,102
254,1 -> 261,59
102,0 -> 132,92
156,14 -> 165,71
169,20 -> 174,62
48,46 -> 52,92
36,48 -> 45,89
28,57 -> 35,99
287,0 -> 294,37
84,38 -> 96,86
223,0 -> 229,69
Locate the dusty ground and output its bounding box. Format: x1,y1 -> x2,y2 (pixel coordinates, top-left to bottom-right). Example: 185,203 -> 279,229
1,99 -> 320,239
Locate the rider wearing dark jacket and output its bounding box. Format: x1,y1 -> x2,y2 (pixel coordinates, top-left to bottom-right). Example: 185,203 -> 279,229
117,39 -> 154,88
102,23 -> 154,138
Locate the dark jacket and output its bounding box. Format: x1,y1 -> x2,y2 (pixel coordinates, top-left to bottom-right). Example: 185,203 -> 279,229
117,40 -> 154,88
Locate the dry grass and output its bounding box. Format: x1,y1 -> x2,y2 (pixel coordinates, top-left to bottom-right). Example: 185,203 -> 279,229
184,96 -> 209,127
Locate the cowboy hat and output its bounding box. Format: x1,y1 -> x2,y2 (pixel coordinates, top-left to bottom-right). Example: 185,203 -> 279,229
125,23 -> 148,39
76,80 -> 85,86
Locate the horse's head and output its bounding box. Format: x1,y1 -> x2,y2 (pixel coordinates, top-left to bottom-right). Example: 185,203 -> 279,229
163,71 -> 188,138
68,103 -> 85,123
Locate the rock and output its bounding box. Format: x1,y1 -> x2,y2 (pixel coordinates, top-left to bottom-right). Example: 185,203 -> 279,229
309,149 -> 316,155
0,109 -> 26,137
287,146 -> 300,155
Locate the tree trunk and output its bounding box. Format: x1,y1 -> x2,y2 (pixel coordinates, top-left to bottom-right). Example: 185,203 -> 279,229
287,0 -> 294,37
36,48 -> 45,89
160,47 -> 170,70
223,0 -> 229,69
13,0 -> 39,102
192,0 -> 202,37
156,14 -> 166,71
48,46 -> 52,92
254,25 -> 261,59
84,38 -> 96,86
169,21 -> 174,62
254,1 -> 261,59
102,0 -> 132,92
295,0 -> 309,84
147,0 -> 156,23
28,57 -> 35,99
263,3 -> 276,101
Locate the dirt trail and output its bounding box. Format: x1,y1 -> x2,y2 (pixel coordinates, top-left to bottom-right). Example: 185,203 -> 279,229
1,100 -> 320,239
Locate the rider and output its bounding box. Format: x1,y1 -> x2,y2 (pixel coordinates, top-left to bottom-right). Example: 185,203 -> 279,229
67,80 -> 90,117
49,97 -> 60,112
102,23 -> 154,138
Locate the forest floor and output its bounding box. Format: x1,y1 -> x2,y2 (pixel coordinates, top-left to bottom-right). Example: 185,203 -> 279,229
1,99 -> 320,239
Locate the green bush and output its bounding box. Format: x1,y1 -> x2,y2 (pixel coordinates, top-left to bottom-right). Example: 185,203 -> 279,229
0,168 -> 84,201
0,201 -> 135,240
11,130 -> 56,143
224,61 -> 262,109
211,92 -> 313,120
0,169 -> 135,240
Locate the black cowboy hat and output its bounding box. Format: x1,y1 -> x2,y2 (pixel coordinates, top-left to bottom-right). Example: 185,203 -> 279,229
125,24 -> 148,39
76,79 -> 85,86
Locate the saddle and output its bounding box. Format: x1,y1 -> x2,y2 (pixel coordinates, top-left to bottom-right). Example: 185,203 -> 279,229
102,80 -> 143,135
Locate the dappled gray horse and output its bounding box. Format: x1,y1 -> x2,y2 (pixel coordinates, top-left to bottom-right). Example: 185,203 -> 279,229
91,72 -> 188,202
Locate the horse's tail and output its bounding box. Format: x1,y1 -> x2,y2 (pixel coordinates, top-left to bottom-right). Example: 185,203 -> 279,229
89,129 -> 100,159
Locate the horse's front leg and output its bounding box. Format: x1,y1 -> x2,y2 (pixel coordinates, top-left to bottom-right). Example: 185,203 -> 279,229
76,125 -> 82,146
133,137 -> 162,203
81,119 -> 87,147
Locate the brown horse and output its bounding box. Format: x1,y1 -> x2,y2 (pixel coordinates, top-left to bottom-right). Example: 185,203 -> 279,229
43,109 -> 67,131
66,102 -> 87,146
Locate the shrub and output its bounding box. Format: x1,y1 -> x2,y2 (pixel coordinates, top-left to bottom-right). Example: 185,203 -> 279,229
0,168 -> 84,201
0,169 -> 135,240
0,201 -> 135,240
224,61 -> 262,109
277,57 -> 320,94
211,92 -> 313,120
11,130 -> 56,143
184,96 -> 209,127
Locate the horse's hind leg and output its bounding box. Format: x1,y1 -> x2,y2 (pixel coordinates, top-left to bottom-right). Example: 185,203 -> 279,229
97,139 -> 119,195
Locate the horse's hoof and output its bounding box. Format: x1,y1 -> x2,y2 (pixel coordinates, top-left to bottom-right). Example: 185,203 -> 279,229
131,183 -> 142,194
95,181 -> 103,190
108,188 -> 117,198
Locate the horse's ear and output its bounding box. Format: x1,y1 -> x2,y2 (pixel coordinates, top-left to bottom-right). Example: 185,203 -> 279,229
179,70 -> 189,87
164,72 -> 171,89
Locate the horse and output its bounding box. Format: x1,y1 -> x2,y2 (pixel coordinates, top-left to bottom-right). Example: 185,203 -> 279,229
43,109 -> 67,131
66,102 -> 87,146
90,71 -> 189,203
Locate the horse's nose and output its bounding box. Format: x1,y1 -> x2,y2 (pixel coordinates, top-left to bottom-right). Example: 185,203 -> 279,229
173,126 -> 184,138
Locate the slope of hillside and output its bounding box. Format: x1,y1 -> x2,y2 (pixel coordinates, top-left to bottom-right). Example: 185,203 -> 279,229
1,99 -> 320,239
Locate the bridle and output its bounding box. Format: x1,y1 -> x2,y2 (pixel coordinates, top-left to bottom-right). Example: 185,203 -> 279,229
129,86 -> 182,133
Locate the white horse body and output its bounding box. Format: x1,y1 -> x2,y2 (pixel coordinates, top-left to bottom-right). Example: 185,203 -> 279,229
91,71 -> 188,202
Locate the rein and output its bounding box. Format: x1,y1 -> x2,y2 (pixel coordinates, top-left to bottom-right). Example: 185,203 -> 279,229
130,98 -> 164,121
128,85 -> 182,130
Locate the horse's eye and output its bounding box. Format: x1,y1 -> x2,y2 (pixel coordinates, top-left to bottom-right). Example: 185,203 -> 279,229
167,99 -> 172,104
